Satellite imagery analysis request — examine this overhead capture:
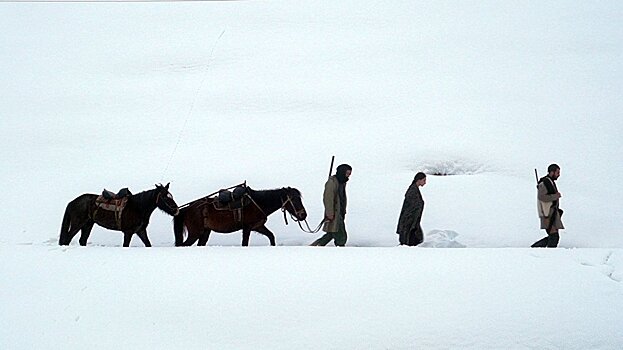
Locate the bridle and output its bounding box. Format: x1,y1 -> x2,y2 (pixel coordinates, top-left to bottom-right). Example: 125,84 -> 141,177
281,194 -> 306,223
280,193 -> 325,234
156,190 -> 179,215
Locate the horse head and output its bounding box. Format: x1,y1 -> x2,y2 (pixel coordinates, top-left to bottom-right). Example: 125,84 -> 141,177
281,187 -> 307,221
155,183 -> 179,216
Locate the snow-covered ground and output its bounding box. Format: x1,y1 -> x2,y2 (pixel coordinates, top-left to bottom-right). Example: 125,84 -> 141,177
1,1 -> 622,348
1,244 -> 623,349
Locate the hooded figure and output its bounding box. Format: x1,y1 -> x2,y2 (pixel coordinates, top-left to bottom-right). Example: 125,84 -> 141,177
310,164 -> 352,247
396,172 -> 427,246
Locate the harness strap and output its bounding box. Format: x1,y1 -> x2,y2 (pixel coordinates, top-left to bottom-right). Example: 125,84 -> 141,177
178,182 -> 247,210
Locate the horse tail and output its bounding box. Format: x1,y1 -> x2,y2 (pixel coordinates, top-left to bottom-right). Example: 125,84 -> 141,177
59,204 -> 72,245
173,207 -> 187,247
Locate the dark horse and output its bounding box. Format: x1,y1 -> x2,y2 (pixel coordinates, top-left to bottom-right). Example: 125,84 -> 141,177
173,187 -> 307,246
59,183 -> 179,247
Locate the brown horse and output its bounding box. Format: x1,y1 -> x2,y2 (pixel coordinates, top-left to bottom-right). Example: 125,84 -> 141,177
59,183 -> 179,247
173,186 -> 307,246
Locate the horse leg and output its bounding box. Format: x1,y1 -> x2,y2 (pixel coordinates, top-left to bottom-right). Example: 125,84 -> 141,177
183,231 -> 200,246
254,225 -> 276,246
136,230 -> 152,247
59,206 -> 73,245
64,219 -> 87,245
197,229 -> 212,246
242,228 -> 251,246
64,227 -> 81,245
78,221 -> 95,246
123,232 -> 133,247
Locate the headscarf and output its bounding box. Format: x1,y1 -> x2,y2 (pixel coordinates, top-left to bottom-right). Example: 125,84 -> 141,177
335,164 -> 352,184
335,164 -> 351,217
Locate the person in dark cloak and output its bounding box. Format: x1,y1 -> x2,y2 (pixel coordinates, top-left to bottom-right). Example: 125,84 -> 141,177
396,172 -> 427,246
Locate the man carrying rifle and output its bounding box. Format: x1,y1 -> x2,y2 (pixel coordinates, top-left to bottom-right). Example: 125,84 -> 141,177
310,163 -> 352,247
532,164 -> 564,248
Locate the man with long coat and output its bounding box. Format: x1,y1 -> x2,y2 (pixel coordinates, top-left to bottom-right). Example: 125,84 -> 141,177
532,164 -> 564,248
310,164 -> 352,247
396,172 -> 427,246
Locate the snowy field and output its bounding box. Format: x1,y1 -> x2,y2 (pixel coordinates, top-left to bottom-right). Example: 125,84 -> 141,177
1,1 -> 622,349
2,245 -> 623,349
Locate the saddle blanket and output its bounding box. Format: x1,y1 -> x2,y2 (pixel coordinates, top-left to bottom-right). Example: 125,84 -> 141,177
95,196 -> 128,212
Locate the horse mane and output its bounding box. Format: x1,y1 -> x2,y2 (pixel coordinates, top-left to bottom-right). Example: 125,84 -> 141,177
247,187 -> 301,201
129,187 -> 158,211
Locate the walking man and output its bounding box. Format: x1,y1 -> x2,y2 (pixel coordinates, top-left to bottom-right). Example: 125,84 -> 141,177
396,172 -> 427,246
310,164 -> 352,247
532,164 -> 564,248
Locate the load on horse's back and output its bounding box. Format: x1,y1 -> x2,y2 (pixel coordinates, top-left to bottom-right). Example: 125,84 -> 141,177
59,183 -> 179,247
173,183 -> 308,246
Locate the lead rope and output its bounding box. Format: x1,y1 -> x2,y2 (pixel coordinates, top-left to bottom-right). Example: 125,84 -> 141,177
160,29 -> 226,181
297,218 -> 326,234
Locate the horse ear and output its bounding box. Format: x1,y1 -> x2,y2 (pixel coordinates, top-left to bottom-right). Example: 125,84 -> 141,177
165,182 -> 170,189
